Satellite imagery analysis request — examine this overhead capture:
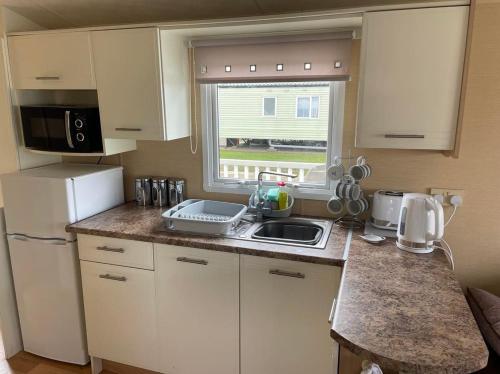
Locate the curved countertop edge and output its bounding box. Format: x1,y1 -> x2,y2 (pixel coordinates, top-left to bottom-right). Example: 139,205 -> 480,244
330,330 -> 488,374
330,236 -> 489,374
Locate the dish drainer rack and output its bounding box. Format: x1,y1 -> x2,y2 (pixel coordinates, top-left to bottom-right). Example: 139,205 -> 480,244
162,199 -> 248,235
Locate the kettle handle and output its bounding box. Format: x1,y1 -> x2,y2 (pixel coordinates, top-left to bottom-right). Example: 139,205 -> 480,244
425,198 -> 444,242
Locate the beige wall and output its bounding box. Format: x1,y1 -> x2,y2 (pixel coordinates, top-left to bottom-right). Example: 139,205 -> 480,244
69,0 -> 500,294
0,41 -> 19,208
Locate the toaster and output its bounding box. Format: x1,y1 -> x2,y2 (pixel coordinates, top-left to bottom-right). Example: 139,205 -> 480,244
370,190 -> 405,231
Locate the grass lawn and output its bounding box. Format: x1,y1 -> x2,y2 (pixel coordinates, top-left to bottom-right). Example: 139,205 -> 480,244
220,149 -> 326,163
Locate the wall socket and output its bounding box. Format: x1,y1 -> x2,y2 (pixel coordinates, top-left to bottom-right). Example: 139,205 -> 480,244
429,188 -> 464,206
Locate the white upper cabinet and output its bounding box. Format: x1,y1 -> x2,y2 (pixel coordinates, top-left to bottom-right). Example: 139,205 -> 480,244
356,6 -> 469,150
91,28 -> 189,141
8,32 -> 96,90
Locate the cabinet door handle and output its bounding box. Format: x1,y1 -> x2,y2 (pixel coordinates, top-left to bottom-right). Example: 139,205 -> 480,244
328,297 -> 337,324
384,134 -> 425,139
269,269 -> 305,279
35,76 -> 60,80
115,128 -> 142,132
99,274 -> 127,282
96,246 -> 125,253
176,257 -> 208,265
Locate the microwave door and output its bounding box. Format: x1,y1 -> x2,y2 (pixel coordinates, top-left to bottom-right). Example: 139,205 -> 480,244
44,107 -> 74,152
20,107 -> 50,150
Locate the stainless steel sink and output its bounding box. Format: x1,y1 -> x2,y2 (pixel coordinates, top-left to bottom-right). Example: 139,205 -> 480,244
252,221 -> 323,245
235,217 -> 333,249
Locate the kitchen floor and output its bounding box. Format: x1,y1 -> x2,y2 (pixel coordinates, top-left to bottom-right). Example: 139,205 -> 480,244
0,352 -> 92,374
0,352 -> 159,374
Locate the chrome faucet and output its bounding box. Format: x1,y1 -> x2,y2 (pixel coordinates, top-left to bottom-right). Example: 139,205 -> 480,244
253,171 -> 297,221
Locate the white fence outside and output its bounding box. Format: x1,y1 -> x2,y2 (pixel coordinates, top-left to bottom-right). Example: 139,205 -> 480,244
219,159 -> 323,183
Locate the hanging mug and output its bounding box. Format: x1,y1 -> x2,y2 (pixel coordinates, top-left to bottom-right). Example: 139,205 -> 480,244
349,156 -> 372,181
327,156 -> 344,181
335,175 -> 361,200
327,196 -> 346,216
346,197 -> 370,216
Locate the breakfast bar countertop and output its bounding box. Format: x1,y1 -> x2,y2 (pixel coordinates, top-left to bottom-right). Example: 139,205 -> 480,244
332,236 -> 489,374
67,203 -> 489,373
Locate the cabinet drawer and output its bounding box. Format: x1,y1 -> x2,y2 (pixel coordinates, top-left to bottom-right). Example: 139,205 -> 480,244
80,261 -> 158,371
8,32 -> 96,90
77,234 -> 153,270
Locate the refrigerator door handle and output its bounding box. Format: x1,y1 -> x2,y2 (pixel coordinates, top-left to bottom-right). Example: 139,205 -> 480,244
8,234 -> 67,246
47,239 -> 67,246
10,234 -> 28,241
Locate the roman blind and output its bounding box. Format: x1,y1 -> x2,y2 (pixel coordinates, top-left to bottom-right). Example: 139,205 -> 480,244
192,32 -> 353,83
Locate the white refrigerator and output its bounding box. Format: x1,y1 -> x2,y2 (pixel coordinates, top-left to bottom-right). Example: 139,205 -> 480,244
1,163 -> 124,365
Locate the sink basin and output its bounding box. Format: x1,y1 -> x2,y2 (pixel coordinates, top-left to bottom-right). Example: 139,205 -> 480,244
252,221 -> 323,245
235,218 -> 333,249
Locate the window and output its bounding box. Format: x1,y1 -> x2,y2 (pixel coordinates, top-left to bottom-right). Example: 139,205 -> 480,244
202,81 -> 345,199
262,97 -> 276,116
296,96 -> 320,118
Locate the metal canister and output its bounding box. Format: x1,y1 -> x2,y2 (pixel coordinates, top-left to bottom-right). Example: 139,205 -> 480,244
151,177 -> 168,207
168,178 -> 185,207
135,177 -> 152,206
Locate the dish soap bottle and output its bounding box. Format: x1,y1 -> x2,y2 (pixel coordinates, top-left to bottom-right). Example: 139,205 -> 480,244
277,182 -> 288,210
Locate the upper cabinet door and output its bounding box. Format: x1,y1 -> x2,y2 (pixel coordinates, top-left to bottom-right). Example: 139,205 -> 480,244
91,28 -> 165,140
356,6 -> 469,150
8,32 -> 96,90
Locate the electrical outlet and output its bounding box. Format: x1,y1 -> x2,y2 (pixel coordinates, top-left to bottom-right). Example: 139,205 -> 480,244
429,188 -> 464,206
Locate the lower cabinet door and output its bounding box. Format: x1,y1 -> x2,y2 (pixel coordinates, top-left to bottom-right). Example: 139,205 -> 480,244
80,261 -> 158,371
155,244 -> 239,374
240,255 -> 341,374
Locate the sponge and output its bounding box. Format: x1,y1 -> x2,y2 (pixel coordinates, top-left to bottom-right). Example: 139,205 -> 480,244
266,188 -> 280,202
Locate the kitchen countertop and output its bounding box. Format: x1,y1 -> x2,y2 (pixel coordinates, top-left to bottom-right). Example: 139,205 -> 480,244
332,236 -> 489,373
67,203 -> 488,373
66,203 -> 348,266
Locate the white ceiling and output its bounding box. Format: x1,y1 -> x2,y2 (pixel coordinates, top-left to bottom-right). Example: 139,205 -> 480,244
0,0 -> 444,29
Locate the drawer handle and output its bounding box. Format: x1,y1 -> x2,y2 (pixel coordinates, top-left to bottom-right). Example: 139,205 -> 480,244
35,76 -> 60,80
99,274 -> 127,282
176,257 -> 208,265
328,297 -> 337,324
115,128 -> 143,132
96,246 -> 125,253
384,134 -> 425,139
269,269 -> 305,279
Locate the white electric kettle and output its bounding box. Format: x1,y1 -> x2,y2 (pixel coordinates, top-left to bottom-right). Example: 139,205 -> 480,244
396,193 -> 444,254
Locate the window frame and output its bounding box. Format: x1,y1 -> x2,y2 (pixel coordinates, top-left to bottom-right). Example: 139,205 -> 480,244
201,82 -> 345,201
296,95 -> 321,119
262,96 -> 277,117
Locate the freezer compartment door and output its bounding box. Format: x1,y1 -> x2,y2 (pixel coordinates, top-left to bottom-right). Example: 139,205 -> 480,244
7,235 -> 89,364
1,174 -> 75,240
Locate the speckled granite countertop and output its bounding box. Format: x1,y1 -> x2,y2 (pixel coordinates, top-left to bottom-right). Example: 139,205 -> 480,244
66,203 -> 348,265
67,203 -> 488,373
332,236 -> 489,373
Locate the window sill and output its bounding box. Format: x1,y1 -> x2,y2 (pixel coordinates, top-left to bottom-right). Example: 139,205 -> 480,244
203,181 -> 336,202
